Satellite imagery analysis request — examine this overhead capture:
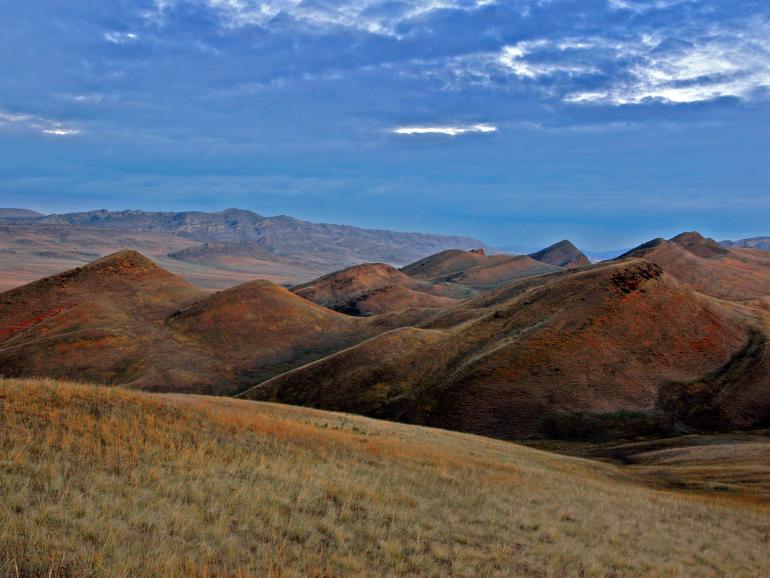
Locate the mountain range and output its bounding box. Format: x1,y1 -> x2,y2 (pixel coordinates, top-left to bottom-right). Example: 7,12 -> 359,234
1,224 -> 767,441
0,208 -> 490,291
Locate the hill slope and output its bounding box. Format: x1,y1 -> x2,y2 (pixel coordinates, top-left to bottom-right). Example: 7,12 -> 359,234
620,232 -> 770,301
0,250 -> 205,385
2,378 -> 768,577
0,253 -> 384,394
529,240 -> 591,268
243,259 -> 770,439
292,262 -> 456,315
400,249 -> 561,293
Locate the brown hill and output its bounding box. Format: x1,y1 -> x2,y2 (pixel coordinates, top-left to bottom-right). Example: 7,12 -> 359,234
0,250 -> 205,384
241,259 -> 769,439
400,248 -> 493,280
333,285 -> 456,316
443,255 -> 560,287
400,248 -> 561,293
164,280 -> 376,388
292,262 -> 457,315
529,240 -> 591,269
0,252 -> 386,394
620,232 -> 770,301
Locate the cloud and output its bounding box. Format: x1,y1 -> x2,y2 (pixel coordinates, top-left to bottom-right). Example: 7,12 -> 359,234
391,123 -> 497,136
42,128 -> 82,136
566,24 -> 770,104
496,40 -> 599,79
608,0 -> 695,14
148,0 -> 495,36
0,109 -> 81,136
104,31 -> 138,44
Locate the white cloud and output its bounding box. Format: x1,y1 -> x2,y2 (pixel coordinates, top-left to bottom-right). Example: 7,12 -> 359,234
148,0 -> 494,36
608,0 -> 694,13
497,40 -> 598,78
0,109 -> 81,137
104,31 -> 139,44
566,27 -> 770,105
391,123 -> 497,135
43,128 -> 81,136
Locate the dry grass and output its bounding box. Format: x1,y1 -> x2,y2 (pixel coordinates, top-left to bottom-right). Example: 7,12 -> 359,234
1,378 -> 769,577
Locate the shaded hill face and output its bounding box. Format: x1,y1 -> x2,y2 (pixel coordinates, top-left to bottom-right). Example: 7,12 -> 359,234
292,262 -> 457,316
620,232 -> 770,301
242,259 -> 770,439
529,240 -> 591,269
39,208 -> 488,268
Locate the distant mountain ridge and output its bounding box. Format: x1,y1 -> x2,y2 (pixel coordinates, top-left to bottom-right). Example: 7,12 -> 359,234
721,236 -> 770,251
33,208 -> 488,267
0,208 -> 44,220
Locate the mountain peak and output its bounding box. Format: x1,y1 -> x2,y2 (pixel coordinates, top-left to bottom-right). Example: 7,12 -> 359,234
529,240 -> 590,269
83,250 -> 163,275
670,231 -> 728,259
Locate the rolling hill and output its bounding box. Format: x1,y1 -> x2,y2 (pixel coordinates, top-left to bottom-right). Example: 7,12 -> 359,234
529,240 -> 591,269
2,377 -> 768,577
2,231 -> 769,442
291,262 -> 457,315
620,231 -> 770,301
400,248 -> 561,294
242,257 -> 770,439
0,252 -> 381,393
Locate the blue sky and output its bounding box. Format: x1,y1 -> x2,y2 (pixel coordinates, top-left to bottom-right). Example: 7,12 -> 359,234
1,0 -> 768,249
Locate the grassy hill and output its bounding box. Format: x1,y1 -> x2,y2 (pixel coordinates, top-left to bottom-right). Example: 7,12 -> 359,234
1,378 -> 768,577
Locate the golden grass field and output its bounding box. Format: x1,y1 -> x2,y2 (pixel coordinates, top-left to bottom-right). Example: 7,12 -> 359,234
1,378 -> 769,577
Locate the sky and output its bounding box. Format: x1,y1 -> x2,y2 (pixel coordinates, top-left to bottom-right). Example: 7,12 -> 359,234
1,0 -> 769,250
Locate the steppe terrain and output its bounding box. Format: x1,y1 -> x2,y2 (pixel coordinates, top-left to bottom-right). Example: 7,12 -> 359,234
2,378 -> 768,578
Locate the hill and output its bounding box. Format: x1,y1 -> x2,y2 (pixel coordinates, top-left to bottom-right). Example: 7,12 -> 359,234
2,377 -> 768,577
242,259 -> 770,439
529,240 -> 591,269
165,279 -> 378,387
292,262 -> 456,315
400,249 -> 560,293
0,252 -> 384,394
620,231 -> 770,301
0,250 -> 206,386
721,236 -> 770,251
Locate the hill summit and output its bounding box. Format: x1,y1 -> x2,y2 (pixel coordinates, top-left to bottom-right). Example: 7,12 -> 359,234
529,240 -> 591,269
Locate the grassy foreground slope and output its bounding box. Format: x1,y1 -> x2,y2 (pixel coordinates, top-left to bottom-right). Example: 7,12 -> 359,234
1,379 -> 769,578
